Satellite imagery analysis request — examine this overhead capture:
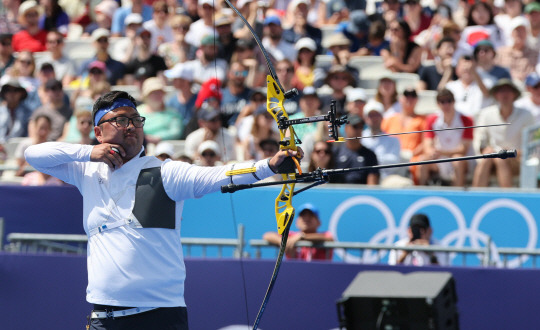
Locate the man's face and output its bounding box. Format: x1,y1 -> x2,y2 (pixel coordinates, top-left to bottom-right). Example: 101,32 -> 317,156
228,63 -> 247,86
46,32 -> 63,52
494,86 -> 518,105
299,95 -> 320,113
264,23 -> 282,40
0,36 -> 12,56
94,107 -> 145,158
365,111 -> 382,130
201,44 -> 217,61
94,37 -> 109,52
296,210 -> 320,233
437,41 -> 455,59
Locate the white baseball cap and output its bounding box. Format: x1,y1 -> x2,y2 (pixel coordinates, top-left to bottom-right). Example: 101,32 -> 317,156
124,13 -> 143,26
364,100 -> 384,115
295,37 -> 317,52
346,88 -> 367,102
164,63 -> 194,81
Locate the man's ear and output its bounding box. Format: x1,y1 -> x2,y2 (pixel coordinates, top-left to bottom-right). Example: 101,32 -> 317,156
94,125 -> 103,143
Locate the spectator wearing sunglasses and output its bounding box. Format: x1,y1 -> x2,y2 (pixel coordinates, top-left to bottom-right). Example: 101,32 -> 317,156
221,61 -> 252,126
36,31 -> 76,86
419,89 -> 473,187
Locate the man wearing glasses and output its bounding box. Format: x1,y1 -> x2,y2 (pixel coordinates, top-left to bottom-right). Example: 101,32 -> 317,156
24,90 -> 301,330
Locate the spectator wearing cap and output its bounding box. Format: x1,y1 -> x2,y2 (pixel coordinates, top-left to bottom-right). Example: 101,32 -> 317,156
381,19 -> 422,73
445,55 -> 492,120
495,16 -> 539,83
157,14 -> 196,67
282,0 -> 322,51
184,35 -> 228,84
471,39 -> 511,86
336,10 -> 370,53
262,15 -> 297,62
110,13 -> 144,63
83,0 -> 118,36
319,65 -> 356,116
30,78 -> 72,141
317,33 -> 360,87
0,0 -> 22,34
143,1 -> 174,52
124,28 -> 167,84
12,0 -> 47,52
69,60 -> 108,94
291,37 -> 317,91
333,112 -> 379,184
0,78 -> 32,143
184,0 -> 217,48
221,61 -> 252,126
515,72 -> 540,121
214,11 -> 238,63
362,100 -> 402,181
38,0 -> 69,35
37,31 -> 76,86
165,63 -> 197,137
184,104 -> 237,162
78,28 -> 126,85
382,88 -> 425,183
473,79 -> 533,188
138,77 -> 183,144
153,141 -> 176,161
417,37 -> 458,91
0,34 -> 15,76
111,0 -> 153,37
419,88 -> 473,187
289,86 -> 322,142
264,203 -> 334,261
388,213 -> 449,266
196,140 -> 223,166
525,2 -> 540,52
345,87 -> 367,118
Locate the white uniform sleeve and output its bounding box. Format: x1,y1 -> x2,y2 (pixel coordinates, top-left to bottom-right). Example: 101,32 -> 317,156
24,142 -> 93,187
161,158 -> 276,201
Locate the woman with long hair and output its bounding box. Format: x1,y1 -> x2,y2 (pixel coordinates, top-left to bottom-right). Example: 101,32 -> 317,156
380,19 -> 422,73
373,76 -> 401,118
291,38 -> 317,91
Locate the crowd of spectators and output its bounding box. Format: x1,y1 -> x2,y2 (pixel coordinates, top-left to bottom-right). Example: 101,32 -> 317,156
1,0 -> 540,188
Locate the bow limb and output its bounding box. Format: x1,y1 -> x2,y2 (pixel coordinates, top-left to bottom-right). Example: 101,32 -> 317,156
222,1 -> 300,328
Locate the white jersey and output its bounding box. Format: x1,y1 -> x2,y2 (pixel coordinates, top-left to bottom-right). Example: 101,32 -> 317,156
25,142 -> 275,307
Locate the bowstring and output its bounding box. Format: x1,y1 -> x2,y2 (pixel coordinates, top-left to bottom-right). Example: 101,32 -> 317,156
212,1 -> 251,327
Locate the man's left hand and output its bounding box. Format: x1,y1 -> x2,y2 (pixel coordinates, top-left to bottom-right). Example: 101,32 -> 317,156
268,147 -> 304,173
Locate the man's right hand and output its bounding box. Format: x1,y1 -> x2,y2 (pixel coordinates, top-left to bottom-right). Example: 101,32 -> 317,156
90,144 -> 126,169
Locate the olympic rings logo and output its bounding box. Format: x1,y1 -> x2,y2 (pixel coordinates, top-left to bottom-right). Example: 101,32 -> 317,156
328,196 -> 537,268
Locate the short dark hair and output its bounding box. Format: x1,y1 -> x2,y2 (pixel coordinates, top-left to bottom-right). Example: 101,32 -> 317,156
436,88 -> 455,103
92,90 -> 137,125
436,37 -> 455,50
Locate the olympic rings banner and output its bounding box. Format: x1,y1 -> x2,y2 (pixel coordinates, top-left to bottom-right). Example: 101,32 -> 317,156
180,186 -> 540,268
2,185 -> 540,268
